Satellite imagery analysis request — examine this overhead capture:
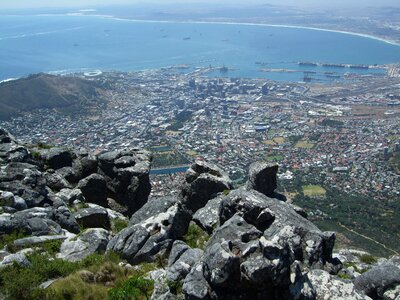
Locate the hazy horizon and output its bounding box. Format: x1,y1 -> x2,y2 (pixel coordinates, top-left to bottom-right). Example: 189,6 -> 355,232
1,0 -> 400,10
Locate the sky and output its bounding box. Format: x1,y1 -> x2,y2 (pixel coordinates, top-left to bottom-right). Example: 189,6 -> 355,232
0,0 -> 399,9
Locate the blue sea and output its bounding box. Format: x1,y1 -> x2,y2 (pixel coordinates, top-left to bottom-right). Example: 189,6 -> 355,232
1,14 -> 400,82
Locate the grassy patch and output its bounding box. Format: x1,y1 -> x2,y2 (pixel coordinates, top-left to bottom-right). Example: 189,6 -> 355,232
302,185 -> 326,197
266,155 -> 284,162
112,219 -> 129,234
0,252 -> 123,300
108,276 -> 154,300
263,140 -> 276,145
358,254 -> 377,265
295,141 -> 315,149
273,137 -> 285,144
0,230 -> 28,252
183,222 -> 210,250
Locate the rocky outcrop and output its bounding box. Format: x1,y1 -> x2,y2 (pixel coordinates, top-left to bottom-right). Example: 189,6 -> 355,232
309,270 -> 371,300
107,200 -> 191,264
354,257 -> 400,299
97,149 -> 152,215
0,129 -> 396,300
57,228 -> 110,261
246,161 -> 279,197
76,174 -> 108,206
179,160 -> 233,213
74,207 -> 111,230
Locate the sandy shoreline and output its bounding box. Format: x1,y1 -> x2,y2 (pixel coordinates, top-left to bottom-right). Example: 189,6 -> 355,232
107,18 -> 400,47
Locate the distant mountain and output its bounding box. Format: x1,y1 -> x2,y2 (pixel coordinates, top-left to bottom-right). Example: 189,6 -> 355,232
0,73 -> 107,120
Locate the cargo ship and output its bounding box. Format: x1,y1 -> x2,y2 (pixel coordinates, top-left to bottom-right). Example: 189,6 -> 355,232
298,62 -> 318,67
349,64 -> 369,69
322,63 -> 346,68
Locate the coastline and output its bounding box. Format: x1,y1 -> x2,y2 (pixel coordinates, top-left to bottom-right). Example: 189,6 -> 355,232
4,12 -> 400,47
88,14 -> 400,47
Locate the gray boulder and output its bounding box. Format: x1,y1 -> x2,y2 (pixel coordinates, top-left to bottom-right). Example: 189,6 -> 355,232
98,149 -> 152,215
354,257 -> 400,299
309,269 -> 371,300
0,130 -> 35,164
108,202 -> 191,264
130,196 -> 178,225
56,188 -> 85,205
179,160 -> 232,213
74,207 -> 110,229
43,170 -> 72,191
0,162 -> 51,208
12,235 -> 67,248
0,207 -> 63,236
41,147 -> 74,170
0,252 -> 31,269
192,195 -> 224,235
168,240 -> 191,267
219,189 -> 336,268
56,167 -> 80,184
167,248 -> 204,282
57,228 -> 110,261
183,262 -> 211,300
76,173 -> 108,206
0,205 -> 79,235
246,161 -> 278,197
72,152 -> 98,180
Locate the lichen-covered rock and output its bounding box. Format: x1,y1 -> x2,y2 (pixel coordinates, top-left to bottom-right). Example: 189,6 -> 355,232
43,170 -> 72,191
167,248 -> 204,282
0,207 -> 63,236
179,160 -> 232,213
0,252 -> 31,269
0,162 -> 51,208
57,228 -> 110,261
219,189 -> 336,268
309,269 -> 371,300
354,257 -> 400,299
108,202 -> 190,264
182,262 -> 210,300
168,240 -> 191,267
192,195 -> 223,235
130,196 -> 178,226
56,188 -> 85,205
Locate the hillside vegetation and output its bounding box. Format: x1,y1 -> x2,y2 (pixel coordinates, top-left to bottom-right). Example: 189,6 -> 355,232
0,74 -> 107,120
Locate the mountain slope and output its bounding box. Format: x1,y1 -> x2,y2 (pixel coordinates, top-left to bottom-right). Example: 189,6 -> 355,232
0,73 -> 107,120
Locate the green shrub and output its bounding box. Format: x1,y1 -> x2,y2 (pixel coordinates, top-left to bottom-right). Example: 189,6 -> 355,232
183,222 -> 210,250
166,279 -> 183,295
108,275 -> 154,300
112,219 -> 129,233
338,273 -> 352,280
223,189 -> 231,196
359,254 -> 377,265
0,230 -> 28,252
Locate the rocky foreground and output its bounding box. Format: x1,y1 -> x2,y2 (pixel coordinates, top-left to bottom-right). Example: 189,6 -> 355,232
0,128 -> 399,300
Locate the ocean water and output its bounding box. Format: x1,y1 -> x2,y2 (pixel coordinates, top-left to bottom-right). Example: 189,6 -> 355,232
1,14 -> 400,82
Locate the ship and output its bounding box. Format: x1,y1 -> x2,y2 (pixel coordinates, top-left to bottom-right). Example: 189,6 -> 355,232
349,64 -> 369,69
220,65 -> 228,73
298,62 -> 318,67
183,37 -> 191,40
322,63 -> 345,68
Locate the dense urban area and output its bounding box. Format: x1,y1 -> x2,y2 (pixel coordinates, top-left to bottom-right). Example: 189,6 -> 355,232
2,64 -> 400,255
